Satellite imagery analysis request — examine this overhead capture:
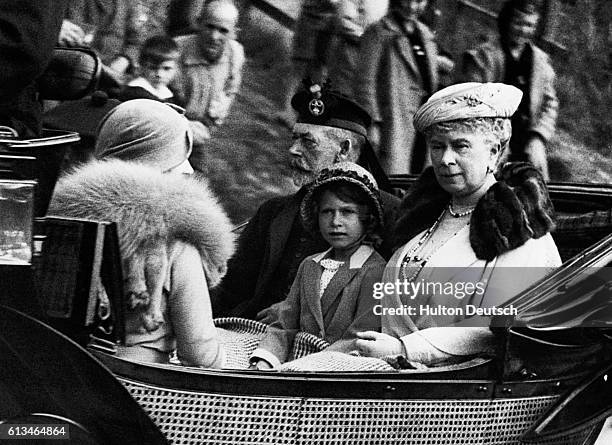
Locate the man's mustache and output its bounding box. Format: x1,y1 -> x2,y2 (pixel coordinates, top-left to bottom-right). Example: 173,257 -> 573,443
290,158 -> 311,172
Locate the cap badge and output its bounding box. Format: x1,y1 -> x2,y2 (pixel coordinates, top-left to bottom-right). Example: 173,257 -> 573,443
309,98 -> 325,116
308,84 -> 325,116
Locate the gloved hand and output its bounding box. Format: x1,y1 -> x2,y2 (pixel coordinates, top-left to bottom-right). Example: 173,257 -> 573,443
355,331 -> 405,358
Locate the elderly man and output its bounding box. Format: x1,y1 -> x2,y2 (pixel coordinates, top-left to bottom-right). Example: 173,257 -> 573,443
460,0 -> 557,180
174,0 -> 244,166
211,85 -> 399,320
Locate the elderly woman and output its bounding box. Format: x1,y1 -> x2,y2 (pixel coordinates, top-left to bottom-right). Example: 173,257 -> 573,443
356,83 -> 561,366
48,99 -> 234,368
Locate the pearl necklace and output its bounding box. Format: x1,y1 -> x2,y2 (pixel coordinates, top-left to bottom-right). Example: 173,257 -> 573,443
400,207 -> 471,282
447,201 -> 476,218
400,209 -> 446,282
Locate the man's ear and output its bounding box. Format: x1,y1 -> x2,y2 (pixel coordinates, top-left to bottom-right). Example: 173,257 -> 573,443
338,139 -> 352,160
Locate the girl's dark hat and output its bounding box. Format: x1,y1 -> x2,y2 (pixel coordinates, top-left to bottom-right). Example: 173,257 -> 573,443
300,162 -> 384,237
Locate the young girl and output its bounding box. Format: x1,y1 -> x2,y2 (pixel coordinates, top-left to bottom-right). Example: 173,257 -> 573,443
249,162 -> 386,370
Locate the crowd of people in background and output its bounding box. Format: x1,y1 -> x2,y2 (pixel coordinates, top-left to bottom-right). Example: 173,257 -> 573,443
282,0 -> 556,178
9,0 -> 555,179
0,0 -> 557,179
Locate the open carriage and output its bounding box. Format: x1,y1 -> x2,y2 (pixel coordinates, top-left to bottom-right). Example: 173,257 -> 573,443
0,4 -> 611,438
0,130 -> 611,444
84,179 -> 612,445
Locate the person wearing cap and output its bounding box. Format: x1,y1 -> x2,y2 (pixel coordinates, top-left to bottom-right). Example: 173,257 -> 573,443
354,0 -> 440,175
49,99 -> 234,368
460,0 -> 557,180
249,162 -> 386,370
211,84 -> 399,321
355,82 -> 561,366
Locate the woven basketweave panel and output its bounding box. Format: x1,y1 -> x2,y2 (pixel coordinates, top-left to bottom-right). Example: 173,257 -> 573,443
122,379 -> 303,445
120,377 -> 597,445
294,398 -> 554,445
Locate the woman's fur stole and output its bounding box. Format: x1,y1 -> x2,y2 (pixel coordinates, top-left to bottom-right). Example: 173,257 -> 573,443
48,160 -> 235,332
392,162 -> 556,261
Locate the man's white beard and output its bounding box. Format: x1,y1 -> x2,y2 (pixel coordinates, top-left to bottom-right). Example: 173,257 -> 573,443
291,168 -> 316,187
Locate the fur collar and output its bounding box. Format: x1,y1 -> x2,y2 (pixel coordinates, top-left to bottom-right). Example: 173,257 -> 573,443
48,159 -> 235,287
391,163 -> 556,261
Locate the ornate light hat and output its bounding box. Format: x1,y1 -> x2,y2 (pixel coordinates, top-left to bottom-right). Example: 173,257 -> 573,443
413,82 -> 523,132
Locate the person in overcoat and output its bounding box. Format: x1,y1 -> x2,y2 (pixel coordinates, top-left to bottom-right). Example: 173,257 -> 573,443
354,0 -> 439,175
459,0 -> 557,180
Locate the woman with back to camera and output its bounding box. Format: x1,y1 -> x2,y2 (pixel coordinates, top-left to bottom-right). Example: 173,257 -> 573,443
49,99 -> 234,368
356,83 -> 561,366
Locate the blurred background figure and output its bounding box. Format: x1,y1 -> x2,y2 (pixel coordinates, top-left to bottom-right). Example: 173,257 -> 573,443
0,0 -> 68,137
354,0 -> 440,175
119,34 -> 185,105
276,0 -> 389,125
327,0 -> 388,97
61,0 -> 174,83
460,0 -> 557,180
174,0 -> 244,171
275,0 -> 339,127
167,0 -> 206,36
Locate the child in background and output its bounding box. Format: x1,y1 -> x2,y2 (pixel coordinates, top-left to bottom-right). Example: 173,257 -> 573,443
120,35 -> 184,106
249,162 -> 386,370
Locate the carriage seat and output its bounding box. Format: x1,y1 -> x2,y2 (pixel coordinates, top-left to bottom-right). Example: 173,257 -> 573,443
553,209 -> 612,262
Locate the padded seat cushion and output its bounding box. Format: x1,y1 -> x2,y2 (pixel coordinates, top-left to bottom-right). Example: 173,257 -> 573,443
553,209 -> 612,261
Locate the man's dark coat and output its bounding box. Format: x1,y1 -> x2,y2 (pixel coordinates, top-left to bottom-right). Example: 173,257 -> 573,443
211,189 -> 399,319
